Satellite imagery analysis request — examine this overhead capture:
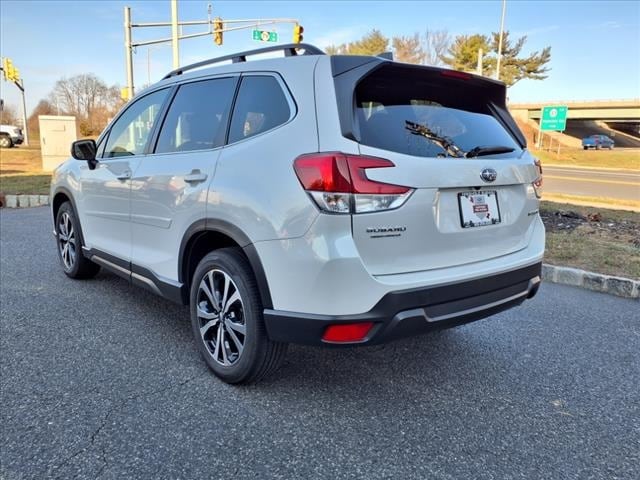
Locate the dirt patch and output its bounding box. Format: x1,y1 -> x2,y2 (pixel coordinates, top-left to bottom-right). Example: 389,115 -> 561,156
541,208 -> 640,248
541,202 -> 640,279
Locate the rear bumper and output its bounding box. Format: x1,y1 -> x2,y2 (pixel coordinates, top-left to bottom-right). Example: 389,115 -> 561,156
264,262 -> 541,346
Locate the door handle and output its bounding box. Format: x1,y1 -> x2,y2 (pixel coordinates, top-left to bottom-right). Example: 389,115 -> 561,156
116,169 -> 132,181
184,170 -> 208,184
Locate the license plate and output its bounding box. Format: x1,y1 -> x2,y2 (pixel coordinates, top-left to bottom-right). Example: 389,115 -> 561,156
458,190 -> 501,228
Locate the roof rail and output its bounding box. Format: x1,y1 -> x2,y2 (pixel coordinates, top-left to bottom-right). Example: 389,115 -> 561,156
162,43 -> 325,80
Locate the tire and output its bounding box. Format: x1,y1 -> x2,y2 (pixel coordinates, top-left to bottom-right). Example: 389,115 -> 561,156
190,248 -> 287,384
0,135 -> 13,148
55,202 -> 101,279
583,146 -> 588,150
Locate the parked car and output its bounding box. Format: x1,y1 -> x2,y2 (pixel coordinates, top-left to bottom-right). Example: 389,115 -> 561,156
50,44 -> 545,384
0,124 -> 24,148
582,134 -> 614,150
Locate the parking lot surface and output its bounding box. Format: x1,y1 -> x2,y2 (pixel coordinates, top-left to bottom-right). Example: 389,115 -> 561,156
1,207 -> 639,479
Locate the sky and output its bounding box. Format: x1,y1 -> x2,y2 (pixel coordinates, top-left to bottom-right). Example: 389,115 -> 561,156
1,0 -> 639,116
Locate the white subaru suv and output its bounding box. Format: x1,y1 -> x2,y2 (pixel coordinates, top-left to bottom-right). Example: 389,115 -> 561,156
51,44 -> 544,384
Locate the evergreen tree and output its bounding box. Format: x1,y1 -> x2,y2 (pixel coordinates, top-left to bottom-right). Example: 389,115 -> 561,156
441,31 -> 551,87
487,31 -> 551,86
440,34 -> 491,73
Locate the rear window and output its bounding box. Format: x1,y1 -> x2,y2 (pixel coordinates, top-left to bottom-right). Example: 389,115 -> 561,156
355,67 -> 521,158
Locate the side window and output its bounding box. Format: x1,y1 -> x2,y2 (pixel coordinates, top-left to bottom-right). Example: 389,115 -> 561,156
155,77 -> 236,154
104,89 -> 169,158
228,76 -> 291,144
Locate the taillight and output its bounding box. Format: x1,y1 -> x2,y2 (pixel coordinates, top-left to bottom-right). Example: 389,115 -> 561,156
293,153 -> 413,214
322,322 -> 374,343
532,157 -> 543,199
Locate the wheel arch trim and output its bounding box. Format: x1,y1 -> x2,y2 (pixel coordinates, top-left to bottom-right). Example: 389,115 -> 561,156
179,218 -> 273,309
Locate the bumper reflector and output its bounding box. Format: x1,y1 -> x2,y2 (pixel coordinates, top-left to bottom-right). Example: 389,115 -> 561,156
322,322 -> 374,343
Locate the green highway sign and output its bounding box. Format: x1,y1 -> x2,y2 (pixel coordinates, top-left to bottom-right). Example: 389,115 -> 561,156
540,105 -> 568,131
252,29 -> 278,43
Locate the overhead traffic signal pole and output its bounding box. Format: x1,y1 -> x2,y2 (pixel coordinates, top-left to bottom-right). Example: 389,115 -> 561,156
123,2 -> 301,100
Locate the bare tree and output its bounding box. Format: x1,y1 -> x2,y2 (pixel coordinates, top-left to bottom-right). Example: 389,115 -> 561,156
325,44 -> 346,55
392,34 -> 425,64
0,104 -> 19,125
49,74 -> 123,135
423,30 -> 451,66
51,74 -> 107,120
27,99 -> 56,137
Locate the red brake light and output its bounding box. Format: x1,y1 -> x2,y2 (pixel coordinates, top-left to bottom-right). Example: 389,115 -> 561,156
293,153 -> 409,194
322,322 -> 374,343
292,154 -> 352,192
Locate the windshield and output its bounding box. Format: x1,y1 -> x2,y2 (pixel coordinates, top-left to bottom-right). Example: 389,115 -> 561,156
355,69 -> 521,158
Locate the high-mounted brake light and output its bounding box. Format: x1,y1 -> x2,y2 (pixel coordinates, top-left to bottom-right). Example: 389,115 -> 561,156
293,153 -> 413,214
322,322 -> 374,343
440,70 -> 472,81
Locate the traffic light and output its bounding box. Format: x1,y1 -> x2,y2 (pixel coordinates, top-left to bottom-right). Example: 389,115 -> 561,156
213,17 -> 223,46
2,58 -> 20,82
293,23 -> 304,43
2,58 -> 13,81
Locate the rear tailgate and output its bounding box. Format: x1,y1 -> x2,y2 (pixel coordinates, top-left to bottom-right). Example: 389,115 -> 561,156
333,61 -> 541,275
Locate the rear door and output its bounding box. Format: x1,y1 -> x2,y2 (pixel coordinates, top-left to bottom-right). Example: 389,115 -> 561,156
129,76 -> 238,281
342,64 -> 540,275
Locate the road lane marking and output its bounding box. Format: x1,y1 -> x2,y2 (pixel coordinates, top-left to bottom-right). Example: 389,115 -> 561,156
545,175 -> 640,186
545,168 -> 640,179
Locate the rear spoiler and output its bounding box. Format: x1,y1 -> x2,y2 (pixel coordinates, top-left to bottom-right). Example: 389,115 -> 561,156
330,57 -> 526,148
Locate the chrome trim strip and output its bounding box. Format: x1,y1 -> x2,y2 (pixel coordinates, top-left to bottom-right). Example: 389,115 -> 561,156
427,277 -> 539,323
90,255 -> 130,278
132,272 -> 163,296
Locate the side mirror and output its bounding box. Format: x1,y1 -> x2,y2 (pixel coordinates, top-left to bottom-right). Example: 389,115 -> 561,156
71,139 -> 98,169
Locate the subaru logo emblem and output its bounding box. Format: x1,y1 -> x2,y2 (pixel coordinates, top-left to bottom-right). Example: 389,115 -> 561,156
480,168 -> 497,183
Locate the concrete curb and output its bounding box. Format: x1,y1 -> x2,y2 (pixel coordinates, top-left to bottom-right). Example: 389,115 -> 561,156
1,194 -> 50,208
543,264 -> 639,299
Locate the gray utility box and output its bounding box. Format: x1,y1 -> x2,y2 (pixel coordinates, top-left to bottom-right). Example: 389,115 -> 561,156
38,115 -> 77,171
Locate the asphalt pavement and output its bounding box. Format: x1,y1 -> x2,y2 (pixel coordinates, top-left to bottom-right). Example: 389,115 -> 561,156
544,165 -> 639,202
1,207 -> 639,480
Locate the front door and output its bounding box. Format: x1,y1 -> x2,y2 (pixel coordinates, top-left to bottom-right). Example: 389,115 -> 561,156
77,88 -> 170,261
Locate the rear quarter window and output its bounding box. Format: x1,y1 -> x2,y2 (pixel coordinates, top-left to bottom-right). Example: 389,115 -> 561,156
228,76 -> 292,144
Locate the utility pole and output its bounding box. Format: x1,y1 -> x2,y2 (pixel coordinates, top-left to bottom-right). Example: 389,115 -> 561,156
476,48 -> 483,75
496,0 -> 506,80
171,0 -> 180,69
18,80 -> 28,146
124,6 -> 134,99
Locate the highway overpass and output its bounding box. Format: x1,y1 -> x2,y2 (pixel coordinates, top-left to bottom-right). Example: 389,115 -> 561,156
509,99 -> 640,122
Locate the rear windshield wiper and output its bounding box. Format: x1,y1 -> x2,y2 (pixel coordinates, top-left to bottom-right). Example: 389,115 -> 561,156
405,121 -> 515,159
405,120 -> 465,158
465,145 -> 515,158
